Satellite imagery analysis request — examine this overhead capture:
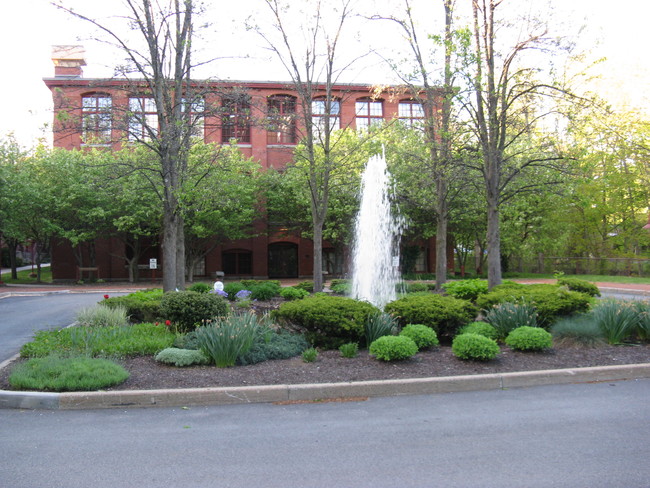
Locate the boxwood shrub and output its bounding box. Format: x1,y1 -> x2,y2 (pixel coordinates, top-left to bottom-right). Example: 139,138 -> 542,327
442,279 -> 489,301
557,277 -> 601,297
505,326 -> 553,351
272,295 -> 380,348
160,291 -> 229,333
369,335 -> 418,361
457,321 -> 499,340
384,294 -> 478,339
475,284 -> 591,326
399,324 -> 439,349
452,333 -> 500,361
279,286 -> 310,301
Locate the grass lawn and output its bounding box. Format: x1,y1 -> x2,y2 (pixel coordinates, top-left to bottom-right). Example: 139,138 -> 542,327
0,267 -> 52,284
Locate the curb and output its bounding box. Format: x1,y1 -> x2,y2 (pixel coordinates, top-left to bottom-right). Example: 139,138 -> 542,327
2,363 -> 649,410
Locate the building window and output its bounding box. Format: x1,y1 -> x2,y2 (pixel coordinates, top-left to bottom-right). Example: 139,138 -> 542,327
355,98 -> 383,130
398,100 -> 425,126
82,94 -> 112,144
312,98 -> 340,135
222,95 -> 251,143
181,97 -> 205,139
267,95 -> 296,144
128,96 -> 158,141
222,249 -> 252,275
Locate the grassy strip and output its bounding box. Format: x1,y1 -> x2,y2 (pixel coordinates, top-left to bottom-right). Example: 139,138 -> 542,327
1,268 -> 52,284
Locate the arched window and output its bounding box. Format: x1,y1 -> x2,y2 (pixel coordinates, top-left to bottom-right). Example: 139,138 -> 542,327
82,93 -> 112,144
267,95 -> 297,144
312,97 -> 340,134
355,98 -> 384,130
398,100 -> 425,127
222,94 -> 251,143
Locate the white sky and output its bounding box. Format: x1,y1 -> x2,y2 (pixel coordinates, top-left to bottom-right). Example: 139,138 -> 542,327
1,0 -> 648,147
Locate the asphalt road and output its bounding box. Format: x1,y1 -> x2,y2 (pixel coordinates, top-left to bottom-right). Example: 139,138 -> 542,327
1,379 -> 649,488
0,292 -> 125,362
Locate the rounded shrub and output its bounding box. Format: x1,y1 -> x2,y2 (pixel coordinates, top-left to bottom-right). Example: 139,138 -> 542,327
339,342 -> 359,358
399,324 -> 439,350
384,294 -> 478,339
280,286 -> 310,301
103,289 -> 163,323
294,281 -> 315,292
250,282 -> 281,300
223,282 -> 247,301
330,279 -> 351,295
369,335 -> 418,361
403,282 -> 428,293
160,291 -> 229,333
457,321 -> 499,340
442,279 -> 489,301
272,295 -> 380,348
154,348 -> 210,367
187,282 -> 212,293
451,333 -> 500,361
237,330 -> 309,365
557,277 -> 600,297
505,326 -> 553,351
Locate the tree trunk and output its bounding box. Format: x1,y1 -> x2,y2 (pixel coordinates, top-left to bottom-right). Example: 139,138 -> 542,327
8,238 -> 19,280
312,217 -> 324,292
434,180 -> 448,291
162,204 -> 178,292
486,198 -> 502,289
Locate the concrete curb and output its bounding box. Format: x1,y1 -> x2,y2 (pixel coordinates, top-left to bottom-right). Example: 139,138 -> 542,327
2,363 -> 649,410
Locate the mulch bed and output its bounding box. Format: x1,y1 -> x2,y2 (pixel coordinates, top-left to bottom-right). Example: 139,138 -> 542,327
2,344 -> 648,392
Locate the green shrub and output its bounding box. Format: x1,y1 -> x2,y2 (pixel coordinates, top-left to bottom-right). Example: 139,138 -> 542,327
339,342 -> 359,358
442,279 -> 489,301
557,278 -> 600,297
484,302 -> 538,340
399,324 -> 439,350
457,321 -> 499,340
591,299 -> 639,344
280,286 -> 310,301
154,348 -> 210,367
505,326 -> 553,351
273,295 -> 380,348
633,301 -> 650,341
160,291 -> 229,333
187,282 -> 212,293
76,305 -> 129,328
103,289 -> 164,323
331,282 -> 352,295
9,356 -> 129,392
250,282 -> 281,300
194,313 -> 260,367
365,312 -> 399,346
20,323 -> 175,358
403,282 -> 429,293
476,284 -> 591,326
294,281 -> 315,292
369,335 -> 418,361
241,279 -> 281,289
237,329 -> 309,365
451,333 -> 500,361
224,282 -> 246,301
302,347 -> 318,362
551,315 -> 605,347
384,294 -> 478,339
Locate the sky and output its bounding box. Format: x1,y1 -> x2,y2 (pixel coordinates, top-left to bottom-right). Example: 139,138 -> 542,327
0,0 -> 648,147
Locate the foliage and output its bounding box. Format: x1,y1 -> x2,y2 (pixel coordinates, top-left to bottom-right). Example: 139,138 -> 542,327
20,323 -> 175,358
160,291 -> 228,333
330,281 -> 352,295
302,347 -> 318,363
364,312 -> 399,346
187,282 -> 212,293
76,305 -> 129,328
9,356 -> 129,392
551,315 -> 606,347
224,282 -> 246,301
505,326 -> 553,351
273,295 -> 380,349
384,294 -> 478,339
632,301 -> 650,341
369,336 -> 418,361
451,333 -> 500,361
102,289 -> 164,323
484,302 -> 538,340
250,282 -> 281,300
237,329 -> 309,365
339,342 -> 359,358
402,282 -> 429,293
294,281 -> 315,292
194,313 -> 260,367
399,324 -> 439,350
240,279 -> 281,288
476,284 -> 592,326
442,279 -> 489,301
457,321 -> 499,340
557,278 -> 600,297
154,348 -> 209,367
591,299 -> 639,344
279,286 -> 310,301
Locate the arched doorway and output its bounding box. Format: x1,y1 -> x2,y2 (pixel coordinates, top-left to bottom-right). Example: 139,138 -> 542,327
268,242 -> 298,278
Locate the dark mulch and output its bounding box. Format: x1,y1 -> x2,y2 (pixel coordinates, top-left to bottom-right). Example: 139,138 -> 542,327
2,344 -> 648,392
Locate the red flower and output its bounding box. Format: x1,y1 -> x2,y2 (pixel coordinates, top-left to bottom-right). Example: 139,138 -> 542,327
103,294 -> 109,300
165,320 -> 171,327
155,322 -> 160,326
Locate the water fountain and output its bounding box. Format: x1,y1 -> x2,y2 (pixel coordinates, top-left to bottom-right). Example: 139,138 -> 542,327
350,152 -> 403,309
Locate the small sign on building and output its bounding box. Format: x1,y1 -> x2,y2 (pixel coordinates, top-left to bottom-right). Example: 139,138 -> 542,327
149,258 -> 158,270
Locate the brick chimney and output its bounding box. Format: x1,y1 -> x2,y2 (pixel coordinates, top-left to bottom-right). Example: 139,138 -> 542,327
52,45 -> 86,78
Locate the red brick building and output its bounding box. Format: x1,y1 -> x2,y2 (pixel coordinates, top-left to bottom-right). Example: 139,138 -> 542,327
44,46 -> 450,282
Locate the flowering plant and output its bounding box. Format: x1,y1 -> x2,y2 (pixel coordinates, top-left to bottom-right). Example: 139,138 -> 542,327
212,289 -> 228,298
235,289 -> 252,301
